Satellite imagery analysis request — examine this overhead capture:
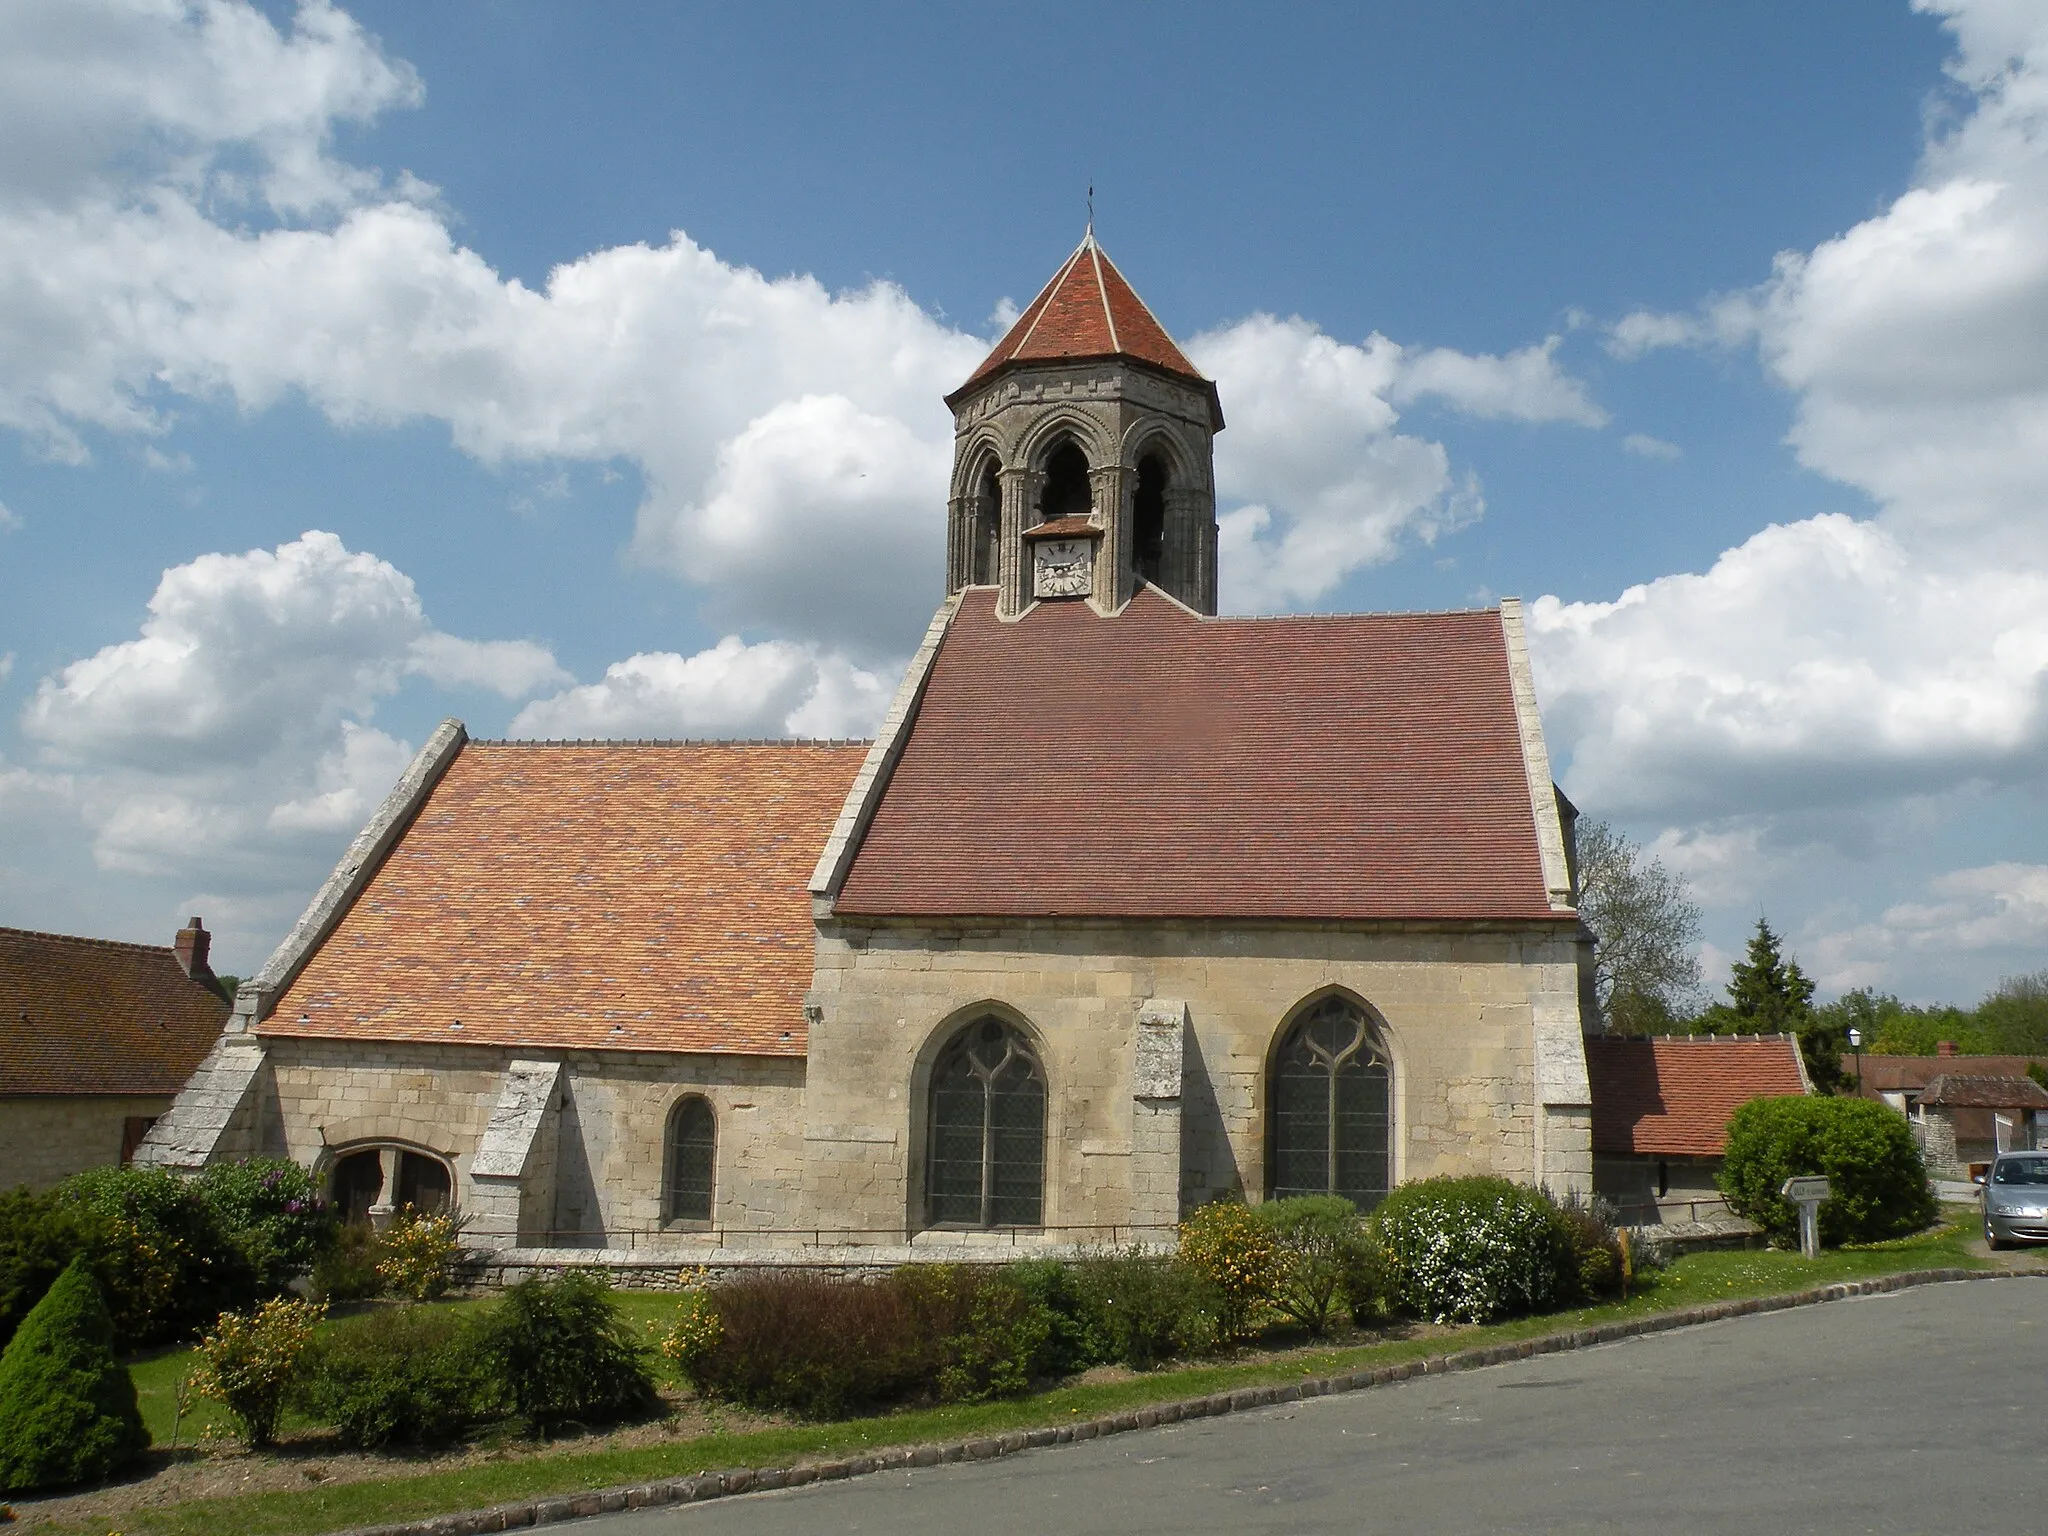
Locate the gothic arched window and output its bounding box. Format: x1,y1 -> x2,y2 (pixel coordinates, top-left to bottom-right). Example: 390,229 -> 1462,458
664,1097 -> 717,1223
1133,452 -> 1168,584
972,459 -> 1001,584
928,1016 -> 1046,1227
1037,441 -> 1091,522
1269,994 -> 1391,1210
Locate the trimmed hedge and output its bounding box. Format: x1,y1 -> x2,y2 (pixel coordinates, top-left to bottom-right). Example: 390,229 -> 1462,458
1719,1094 -> 1936,1246
0,1258 -> 148,1494
296,1305 -> 502,1448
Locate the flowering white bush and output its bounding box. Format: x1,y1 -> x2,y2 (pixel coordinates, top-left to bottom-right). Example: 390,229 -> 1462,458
1373,1178 -> 1571,1325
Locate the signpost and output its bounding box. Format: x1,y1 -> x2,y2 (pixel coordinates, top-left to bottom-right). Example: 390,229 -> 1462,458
1782,1175 -> 1831,1258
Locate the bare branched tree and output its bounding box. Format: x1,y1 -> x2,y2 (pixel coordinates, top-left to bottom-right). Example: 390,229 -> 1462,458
1573,818 -> 1704,1033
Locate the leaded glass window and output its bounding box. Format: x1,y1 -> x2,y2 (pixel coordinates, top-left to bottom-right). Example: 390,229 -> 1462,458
1270,994 -> 1391,1210
927,1016 -> 1046,1227
664,1097 -> 716,1223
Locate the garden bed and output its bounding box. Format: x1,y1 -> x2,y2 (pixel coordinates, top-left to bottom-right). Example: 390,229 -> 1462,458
6,1217 -> 1994,1536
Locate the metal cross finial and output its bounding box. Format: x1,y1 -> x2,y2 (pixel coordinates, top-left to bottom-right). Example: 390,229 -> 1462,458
1086,184 -> 1094,239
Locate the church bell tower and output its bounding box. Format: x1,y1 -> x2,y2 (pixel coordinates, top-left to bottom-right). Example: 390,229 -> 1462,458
944,232 -> 1225,619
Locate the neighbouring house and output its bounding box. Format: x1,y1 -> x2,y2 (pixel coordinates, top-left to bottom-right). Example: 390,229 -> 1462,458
1913,1075 -> 2048,1177
1,919 -> 231,1190
1587,1034 -> 1810,1223
141,232 -> 1598,1263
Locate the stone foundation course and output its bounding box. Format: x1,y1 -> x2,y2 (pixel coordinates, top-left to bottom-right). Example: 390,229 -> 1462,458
334,1265 -> 2039,1536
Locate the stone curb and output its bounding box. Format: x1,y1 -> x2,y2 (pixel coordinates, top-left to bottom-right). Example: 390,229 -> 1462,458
334,1266 -> 2043,1536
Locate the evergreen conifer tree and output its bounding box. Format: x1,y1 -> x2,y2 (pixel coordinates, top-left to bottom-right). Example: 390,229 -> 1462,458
0,1256 -> 148,1493
1702,917 -> 1846,1092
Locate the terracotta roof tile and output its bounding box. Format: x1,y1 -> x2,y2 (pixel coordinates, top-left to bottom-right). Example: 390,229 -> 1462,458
834,589 -> 1564,921
1919,1074 -> 2048,1110
265,742 -> 865,1055
1587,1036 -> 1809,1157
1851,1054 -> 2045,1095
1,926 -> 227,1095
958,235 -> 1206,393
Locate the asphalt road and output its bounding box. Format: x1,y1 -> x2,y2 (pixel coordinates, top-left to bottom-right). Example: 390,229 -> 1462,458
595,1277 -> 2045,1535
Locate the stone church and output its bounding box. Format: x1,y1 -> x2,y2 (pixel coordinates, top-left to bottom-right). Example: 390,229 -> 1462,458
141,234 -> 1596,1259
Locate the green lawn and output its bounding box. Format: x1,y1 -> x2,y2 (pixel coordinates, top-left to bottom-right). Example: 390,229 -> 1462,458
80,1219 -> 1987,1536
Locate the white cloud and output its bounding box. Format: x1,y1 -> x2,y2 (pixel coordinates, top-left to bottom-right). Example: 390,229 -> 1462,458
508,638 -> 890,741
1388,335 -> 1609,426
0,500 -> 20,531
18,530 -> 564,887
1621,432 -> 1681,460
406,633 -> 570,698
1808,861 -> 2048,991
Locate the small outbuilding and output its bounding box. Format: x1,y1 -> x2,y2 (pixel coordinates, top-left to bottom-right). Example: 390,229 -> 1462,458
1586,1034 -> 1810,1224
1,919 -> 231,1190
1914,1074 -> 2048,1178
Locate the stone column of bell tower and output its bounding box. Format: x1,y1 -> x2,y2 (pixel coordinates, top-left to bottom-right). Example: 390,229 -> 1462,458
939,234 -> 1226,619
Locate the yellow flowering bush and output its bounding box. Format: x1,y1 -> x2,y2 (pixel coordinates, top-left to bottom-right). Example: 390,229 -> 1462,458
375,1208 -> 464,1301
656,1289 -> 723,1385
191,1297 -> 324,1447
1176,1198 -> 1281,1338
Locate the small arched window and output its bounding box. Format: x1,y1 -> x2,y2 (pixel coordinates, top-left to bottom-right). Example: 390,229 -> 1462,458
1269,994 -> 1391,1210
928,1016 -> 1046,1227
1133,453 -> 1168,584
973,459 -> 1001,584
1037,441 -> 1091,523
664,1097 -> 717,1224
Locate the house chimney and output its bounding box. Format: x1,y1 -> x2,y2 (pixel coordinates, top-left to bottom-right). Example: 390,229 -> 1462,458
173,916 -> 211,979
1937,1039 -> 1957,1057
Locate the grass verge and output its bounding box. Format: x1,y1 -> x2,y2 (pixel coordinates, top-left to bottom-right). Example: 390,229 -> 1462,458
59,1218 -> 1988,1536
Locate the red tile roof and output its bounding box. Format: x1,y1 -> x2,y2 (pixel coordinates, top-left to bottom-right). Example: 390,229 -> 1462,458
833,589 -> 1566,922
265,742 -> 866,1055
1851,1054 -> 2045,1096
1,926 -> 228,1095
1587,1036 -> 1809,1158
1919,1074 -> 2048,1110
956,235 -> 1207,394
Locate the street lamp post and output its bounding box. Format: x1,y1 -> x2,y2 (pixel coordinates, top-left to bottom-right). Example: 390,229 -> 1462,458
1848,1026 -> 1864,1093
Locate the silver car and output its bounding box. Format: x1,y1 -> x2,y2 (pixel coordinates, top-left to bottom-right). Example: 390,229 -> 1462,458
1981,1151 -> 2048,1249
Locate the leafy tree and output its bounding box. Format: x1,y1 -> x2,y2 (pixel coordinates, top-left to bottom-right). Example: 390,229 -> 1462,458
1699,918 -> 1846,1093
1572,819 -> 1703,1033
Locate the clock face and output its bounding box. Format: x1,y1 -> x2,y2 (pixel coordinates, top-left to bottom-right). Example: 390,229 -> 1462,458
1033,538 -> 1093,599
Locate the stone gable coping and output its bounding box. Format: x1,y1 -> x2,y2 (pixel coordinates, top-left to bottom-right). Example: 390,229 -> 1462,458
809,594 -> 962,902
1497,600 -> 1575,913
246,719 -> 469,1020
327,1268 -> 2041,1536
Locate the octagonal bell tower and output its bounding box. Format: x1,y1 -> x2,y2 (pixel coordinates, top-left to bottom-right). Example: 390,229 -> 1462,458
944,231 -> 1225,619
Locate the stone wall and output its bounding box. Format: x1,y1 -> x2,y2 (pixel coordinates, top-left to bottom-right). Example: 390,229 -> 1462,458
259,1038 -> 806,1246
0,1095 -> 172,1190
803,916 -> 1591,1239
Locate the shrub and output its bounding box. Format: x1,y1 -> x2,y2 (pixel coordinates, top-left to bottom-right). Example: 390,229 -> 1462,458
311,1222 -> 386,1303
484,1273 -> 657,1433
56,1166 -> 245,1348
1551,1191 -> 1625,1301
296,1305 -> 501,1448
194,1161 -> 336,1295
191,1297 -> 324,1448
1719,1095 -> 1936,1246
376,1209 -> 464,1302
1257,1196 -> 1374,1337
688,1274 -> 923,1419
1070,1253 -> 1219,1369
1373,1177 -> 1576,1325
0,1259 -> 148,1494
0,1189 -> 98,1354
892,1266 -> 1052,1403
1176,1199 -> 1281,1339
1001,1259 -> 1107,1376
655,1290 -> 723,1384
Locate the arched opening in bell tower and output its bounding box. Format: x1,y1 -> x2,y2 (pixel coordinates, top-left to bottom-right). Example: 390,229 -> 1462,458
1037,441 -> 1092,523
971,459 -> 1001,584
1133,453 -> 1168,586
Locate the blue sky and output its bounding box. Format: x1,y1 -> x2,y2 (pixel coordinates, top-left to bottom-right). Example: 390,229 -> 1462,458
3,0 -> 2045,1004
